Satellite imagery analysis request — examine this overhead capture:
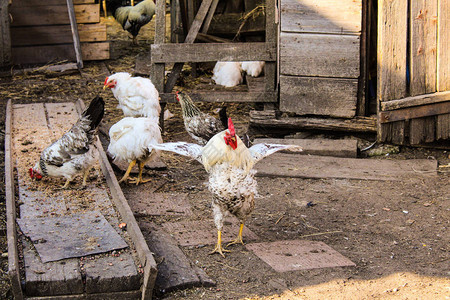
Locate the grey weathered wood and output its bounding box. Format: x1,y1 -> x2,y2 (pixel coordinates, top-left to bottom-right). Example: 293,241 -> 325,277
249,110 -> 377,133
437,1 -> 449,92
256,153 -> 438,181
410,0 -> 437,96
379,101 -> 450,123
22,238 -> 84,297
265,0 -> 276,94
160,91 -> 277,103
357,0 -> 368,116
24,290 -> 142,300
170,0 -> 182,43
201,0 -> 219,34
76,100 -> 157,300
84,253 -> 141,294
391,121 -> 406,145
151,42 -> 276,63
280,75 -> 358,118
409,117 -> 436,145
436,113 -> 450,140
281,0 -> 361,34
253,138 -> 358,158
280,33 -> 360,78
139,221 -> 216,293
381,91 -> 450,111
5,100 -> 23,300
66,0 -> 83,69
0,0 -> 11,66
164,0 -> 214,93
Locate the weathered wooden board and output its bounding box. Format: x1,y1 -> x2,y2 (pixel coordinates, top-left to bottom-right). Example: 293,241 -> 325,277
279,75 -> 358,118
409,117 -> 436,145
160,91 -> 277,103
281,0 -> 361,34
139,221 -> 216,293
437,1 -> 450,92
11,24 -> 106,46
252,138 -> 358,158
81,42 -> 110,60
0,0 -> 11,66
10,4 -> 100,26
381,91 -> 450,111
255,153 -> 438,181
280,33 -> 360,78
379,101 -> 450,123
150,42 -> 276,63
12,0 -> 95,5
410,0 -> 438,96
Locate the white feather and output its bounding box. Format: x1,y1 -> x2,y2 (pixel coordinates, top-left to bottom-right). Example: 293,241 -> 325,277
240,61 -> 265,77
212,62 -> 243,87
106,72 -> 161,119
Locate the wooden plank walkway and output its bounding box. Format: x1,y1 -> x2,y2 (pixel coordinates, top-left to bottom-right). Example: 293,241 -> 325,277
6,101 -> 156,299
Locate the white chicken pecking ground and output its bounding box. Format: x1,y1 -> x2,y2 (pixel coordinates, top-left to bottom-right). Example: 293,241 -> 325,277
152,118 -> 302,257
107,116 -> 162,185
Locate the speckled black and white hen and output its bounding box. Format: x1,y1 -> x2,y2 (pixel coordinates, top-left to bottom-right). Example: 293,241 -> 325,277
29,96 -> 104,188
152,118 -> 302,257
177,91 -> 228,145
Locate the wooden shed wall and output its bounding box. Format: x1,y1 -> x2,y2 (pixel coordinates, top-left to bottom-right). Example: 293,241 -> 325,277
378,0 -> 450,145
9,0 -> 109,65
279,0 -> 362,119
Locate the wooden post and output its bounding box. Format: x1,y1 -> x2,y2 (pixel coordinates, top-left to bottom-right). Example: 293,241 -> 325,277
66,0 -> 83,69
0,0 -> 11,66
264,0 -> 277,109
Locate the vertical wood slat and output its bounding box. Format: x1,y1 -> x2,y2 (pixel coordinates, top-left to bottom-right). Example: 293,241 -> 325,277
66,0 -> 83,69
437,0 -> 450,91
436,113 -> 450,140
410,0 -> 437,96
5,100 -> 24,300
264,0 -> 277,108
0,0 -> 11,66
377,0 -> 408,143
409,116 -> 436,144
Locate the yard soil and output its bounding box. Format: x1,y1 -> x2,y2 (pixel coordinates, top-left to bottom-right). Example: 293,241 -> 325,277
0,17 -> 449,299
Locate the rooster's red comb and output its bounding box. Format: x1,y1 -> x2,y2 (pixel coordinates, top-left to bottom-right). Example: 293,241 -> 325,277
227,118 -> 235,136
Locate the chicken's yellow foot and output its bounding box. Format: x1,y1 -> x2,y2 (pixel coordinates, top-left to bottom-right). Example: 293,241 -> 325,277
127,161 -> 152,185
61,178 -> 71,189
210,230 -> 230,258
118,160 -> 137,183
226,223 -> 245,247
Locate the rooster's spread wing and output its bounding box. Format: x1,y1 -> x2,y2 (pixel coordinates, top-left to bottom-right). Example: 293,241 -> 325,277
249,143 -> 303,164
151,142 -> 203,163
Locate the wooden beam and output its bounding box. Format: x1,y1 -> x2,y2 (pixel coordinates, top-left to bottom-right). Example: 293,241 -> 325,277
0,0 -> 11,67
67,0 -> 83,69
379,101 -> 450,123
151,42 -> 276,63
160,91 -> 277,103
381,91 -> 450,111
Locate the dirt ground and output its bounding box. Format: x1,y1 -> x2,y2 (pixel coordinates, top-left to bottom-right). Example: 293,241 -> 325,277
0,16 -> 449,300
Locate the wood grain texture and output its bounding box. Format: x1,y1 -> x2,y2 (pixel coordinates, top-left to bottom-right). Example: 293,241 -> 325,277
409,117 -> 436,144
410,0 -> 438,96
151,42 -> 276,63
280,33 -> 360,78
437,0 -> 450,91
281,0 -> 361,34
377,0 -> 408,102
279,75 -> 358,118
436,113 -> 450,140
379,101 -> 450,123
380,91 -> 450,111
0,0 -> 11,66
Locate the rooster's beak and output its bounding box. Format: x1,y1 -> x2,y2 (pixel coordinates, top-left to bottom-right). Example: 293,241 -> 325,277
103,85 -> 107,90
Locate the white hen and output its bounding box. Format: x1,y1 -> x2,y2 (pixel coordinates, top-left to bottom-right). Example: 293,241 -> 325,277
104,72 -> 161,119
241,61 -> 265,77
108,117 -> 162,185
212,62 -> 243,87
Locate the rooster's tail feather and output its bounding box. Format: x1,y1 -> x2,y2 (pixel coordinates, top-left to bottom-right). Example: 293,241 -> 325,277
82,95 -> 105,131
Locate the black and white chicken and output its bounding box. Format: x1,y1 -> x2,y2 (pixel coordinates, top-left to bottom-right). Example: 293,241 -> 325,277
177,91 -> 228,145
29,96 -> 105,188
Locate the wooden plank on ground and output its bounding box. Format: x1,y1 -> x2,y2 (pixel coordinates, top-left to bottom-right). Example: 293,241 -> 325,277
437,1 -> 450,91
281,0 -> 361,34
410,0 -> 438,96
255,153 -> 438,181
10,4 -> 99,26
253,138 -> 358,158
139,221 -> 216,293
151,42 -> 276,63
280,33 -> 360,78
279,75 -> 358,118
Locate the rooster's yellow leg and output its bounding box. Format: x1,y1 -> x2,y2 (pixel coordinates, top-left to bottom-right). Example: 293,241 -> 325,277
118,160 -> 136,183
226,223 -> 245,247
81,169 -> 90,186
128,161 -> 152,185
209,230 -> 230,258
